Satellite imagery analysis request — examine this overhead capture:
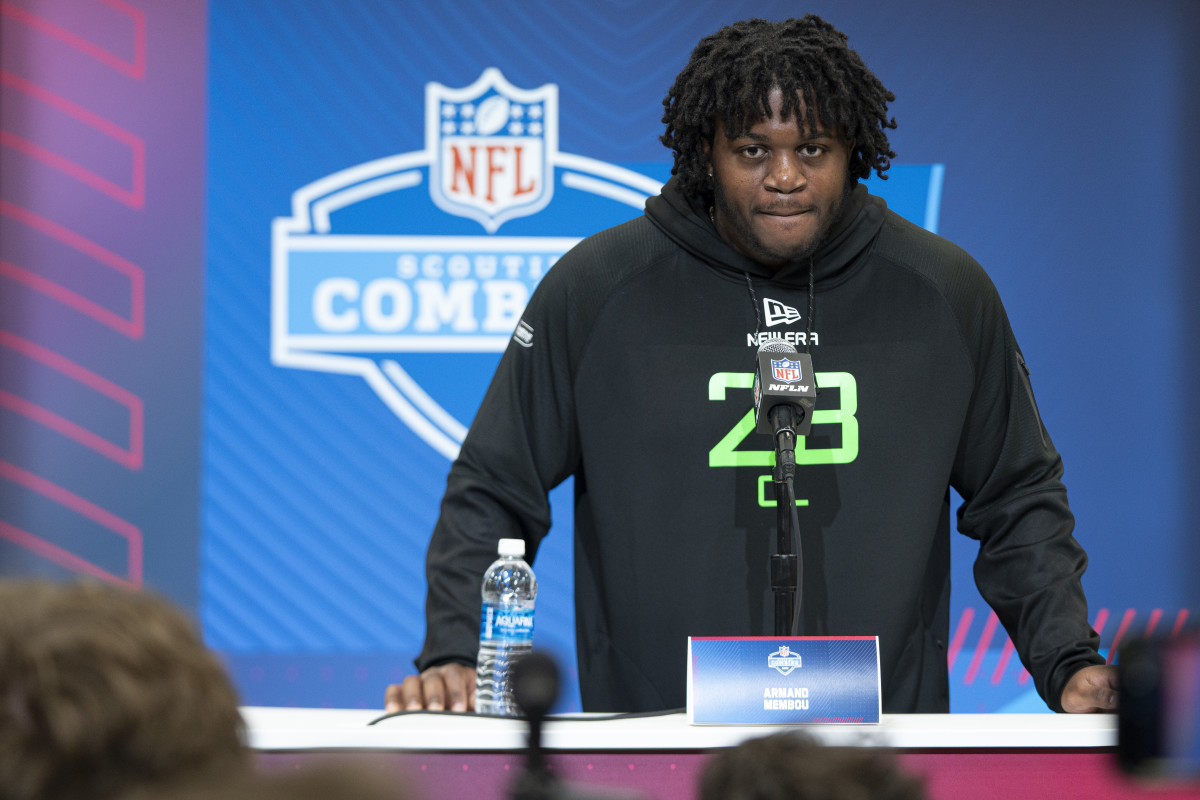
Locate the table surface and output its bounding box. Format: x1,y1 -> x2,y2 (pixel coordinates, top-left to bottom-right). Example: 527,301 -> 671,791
242,707 -> 1118,752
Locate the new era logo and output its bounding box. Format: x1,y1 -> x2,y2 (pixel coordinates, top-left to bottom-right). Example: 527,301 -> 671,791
764,298 -> 802,327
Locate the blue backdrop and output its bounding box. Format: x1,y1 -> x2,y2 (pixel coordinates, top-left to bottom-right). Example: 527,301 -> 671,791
3,0 -> 1197,714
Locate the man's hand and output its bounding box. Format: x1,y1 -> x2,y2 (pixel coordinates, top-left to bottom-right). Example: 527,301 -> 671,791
384,663 -> 476,714
1060,664 -> 1118,713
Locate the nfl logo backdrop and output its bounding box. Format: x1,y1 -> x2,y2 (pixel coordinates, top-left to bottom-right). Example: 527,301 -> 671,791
271,69 -> 663,459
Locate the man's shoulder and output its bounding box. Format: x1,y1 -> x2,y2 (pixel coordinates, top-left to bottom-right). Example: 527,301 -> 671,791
875,209 -> 980,271
520,214 -> 681,339
872,208 -> 999,299
547,215 -> 678,287
868,208 -> 1014,352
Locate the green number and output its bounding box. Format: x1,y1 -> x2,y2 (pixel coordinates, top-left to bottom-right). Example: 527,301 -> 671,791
707,373 -> 770,467
798,371 -> 858,465
707,371 -> 858,468
757,474 -> 810,508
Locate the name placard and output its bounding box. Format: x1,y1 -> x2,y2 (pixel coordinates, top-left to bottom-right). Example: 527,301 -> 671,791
687,636 -> 881,725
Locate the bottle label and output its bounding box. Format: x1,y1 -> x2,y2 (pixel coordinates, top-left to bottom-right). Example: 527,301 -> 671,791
480,603 -> 534,644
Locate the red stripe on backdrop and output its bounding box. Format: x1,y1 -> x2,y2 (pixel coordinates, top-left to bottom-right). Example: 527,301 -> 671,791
0,1 -> 145,79
964,612 -> 999,685
947,607 -> 974,672
0,459 -> 143,584
0,72 -> 146,208
0,200 -> 145,338
1107,609 -> 1137,664
0,331 -> 144,469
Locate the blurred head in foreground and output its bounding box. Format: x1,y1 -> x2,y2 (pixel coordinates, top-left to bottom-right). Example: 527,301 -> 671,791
699,731 -> 928,800
0,579 -> 249,800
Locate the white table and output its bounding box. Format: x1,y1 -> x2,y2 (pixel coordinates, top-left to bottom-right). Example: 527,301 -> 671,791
244,708 -> 1193,800
243,706 -> 1116,751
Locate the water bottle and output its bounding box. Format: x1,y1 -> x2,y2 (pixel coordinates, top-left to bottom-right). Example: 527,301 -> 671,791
475,538 -> 537,716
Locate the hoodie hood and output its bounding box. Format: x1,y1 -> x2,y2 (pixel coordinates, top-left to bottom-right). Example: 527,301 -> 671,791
644,175 -> 887,290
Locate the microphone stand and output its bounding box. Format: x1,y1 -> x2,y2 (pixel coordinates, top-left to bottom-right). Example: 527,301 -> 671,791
769,407 -> 804,637
511,652 -> 649,800
511,652 -> 558,800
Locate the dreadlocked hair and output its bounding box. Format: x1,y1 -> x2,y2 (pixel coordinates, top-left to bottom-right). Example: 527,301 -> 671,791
660,16 -> 898,208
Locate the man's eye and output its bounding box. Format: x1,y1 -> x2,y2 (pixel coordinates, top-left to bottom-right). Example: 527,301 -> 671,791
741,146 -> 766,158
800,145 -> 824,157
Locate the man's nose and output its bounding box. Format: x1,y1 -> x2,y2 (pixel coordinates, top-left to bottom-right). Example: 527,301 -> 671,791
765,154 -> 805,192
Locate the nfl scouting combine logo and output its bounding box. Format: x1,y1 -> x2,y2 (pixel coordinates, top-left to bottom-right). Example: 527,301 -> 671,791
271,69 -> 662,459
768,645 -> 803,676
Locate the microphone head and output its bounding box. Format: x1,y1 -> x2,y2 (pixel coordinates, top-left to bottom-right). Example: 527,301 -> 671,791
753,340 -> 816,436
511,650 -> 560,721
757,338 -> 799,355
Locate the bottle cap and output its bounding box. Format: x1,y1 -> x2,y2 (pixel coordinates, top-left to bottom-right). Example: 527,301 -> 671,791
497,538 -> 526,557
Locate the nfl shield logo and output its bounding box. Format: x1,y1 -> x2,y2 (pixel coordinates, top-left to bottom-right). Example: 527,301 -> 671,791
427,68 -> 556,232
771,358 -> 803,383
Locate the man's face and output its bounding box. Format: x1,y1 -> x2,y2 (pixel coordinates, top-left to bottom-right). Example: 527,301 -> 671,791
709,87 -> 853,269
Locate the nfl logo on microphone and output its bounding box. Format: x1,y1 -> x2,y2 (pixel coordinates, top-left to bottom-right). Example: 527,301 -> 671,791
771,358 -> 803,383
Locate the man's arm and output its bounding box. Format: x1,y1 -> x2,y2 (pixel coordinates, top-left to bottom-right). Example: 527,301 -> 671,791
948,263 -> 1106,712
382,252 -> 587,711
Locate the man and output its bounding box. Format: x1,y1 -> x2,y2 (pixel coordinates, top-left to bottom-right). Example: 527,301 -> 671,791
386,16 -> 1116,715
0,580 -> 250,800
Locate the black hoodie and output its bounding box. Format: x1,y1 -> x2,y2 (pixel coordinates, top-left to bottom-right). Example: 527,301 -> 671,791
418,176 -> 1103,713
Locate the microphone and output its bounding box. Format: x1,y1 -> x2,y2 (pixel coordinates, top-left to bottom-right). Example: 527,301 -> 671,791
511,651 -> 558,797
753,339 -> 816,438
512,650 -> 559,723
510,652 -> 650,800
754,339 -> 814,637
